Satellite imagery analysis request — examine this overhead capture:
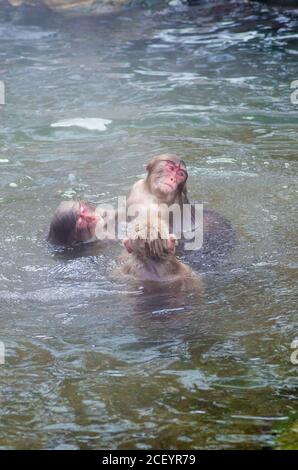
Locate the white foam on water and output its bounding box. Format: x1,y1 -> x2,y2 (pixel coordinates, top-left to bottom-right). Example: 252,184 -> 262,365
51,118 -> 112,131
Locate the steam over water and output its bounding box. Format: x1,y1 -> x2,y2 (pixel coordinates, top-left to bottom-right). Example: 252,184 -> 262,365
0,0 -> 297,449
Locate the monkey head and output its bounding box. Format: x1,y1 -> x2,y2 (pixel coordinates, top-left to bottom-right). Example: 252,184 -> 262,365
146,153 -> 188,201
48,201 -> 101,246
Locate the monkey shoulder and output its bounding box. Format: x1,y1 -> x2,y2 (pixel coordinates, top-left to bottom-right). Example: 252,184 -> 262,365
127,179 -> 147,205
131,179 -> 145,191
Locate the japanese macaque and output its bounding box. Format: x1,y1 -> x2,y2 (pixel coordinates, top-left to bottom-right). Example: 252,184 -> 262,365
119,218 -> 200,285
126,153 -> 235,267
47,201 -> 101,246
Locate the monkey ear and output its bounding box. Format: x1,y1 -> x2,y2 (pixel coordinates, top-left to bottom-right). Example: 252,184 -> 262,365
167,234 -> 177,253
123,238 -> 134,253
146,155 -> 159,173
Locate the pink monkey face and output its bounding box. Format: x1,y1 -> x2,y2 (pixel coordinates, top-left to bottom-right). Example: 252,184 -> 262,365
75,203 -> 100,241
155,160 -> 188,194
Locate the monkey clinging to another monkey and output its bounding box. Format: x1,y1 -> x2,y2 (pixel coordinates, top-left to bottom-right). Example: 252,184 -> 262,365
119,217 -> 201,286
125,153 -> 235,265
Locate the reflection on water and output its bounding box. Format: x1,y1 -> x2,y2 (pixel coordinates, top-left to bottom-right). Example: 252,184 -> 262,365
0,0 -> 298,450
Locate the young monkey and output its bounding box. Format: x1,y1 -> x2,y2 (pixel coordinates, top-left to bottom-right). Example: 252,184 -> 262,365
120,217 -> 200,285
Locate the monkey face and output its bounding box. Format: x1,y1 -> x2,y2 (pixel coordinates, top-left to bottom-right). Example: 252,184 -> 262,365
47,201 -> 100,246
74,203 -> 100,242
151,160 -> 188,196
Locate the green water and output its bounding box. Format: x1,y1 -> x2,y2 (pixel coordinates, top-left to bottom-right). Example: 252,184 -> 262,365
0,0 -> 297,450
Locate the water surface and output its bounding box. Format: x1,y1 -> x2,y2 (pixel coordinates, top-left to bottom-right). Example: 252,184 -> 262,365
0,0 -> 297,450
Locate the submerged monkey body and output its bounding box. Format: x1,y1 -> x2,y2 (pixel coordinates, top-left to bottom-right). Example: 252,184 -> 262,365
121,251 -> 193,283
116,216 -> 202,288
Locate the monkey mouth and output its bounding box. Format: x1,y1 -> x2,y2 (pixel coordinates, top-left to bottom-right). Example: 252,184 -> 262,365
161,181 -> 176,191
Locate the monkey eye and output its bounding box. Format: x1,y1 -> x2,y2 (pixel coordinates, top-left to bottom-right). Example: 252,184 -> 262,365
177,169 -> 187,178
165,161 -> 187,178
165,162 -> 176,172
